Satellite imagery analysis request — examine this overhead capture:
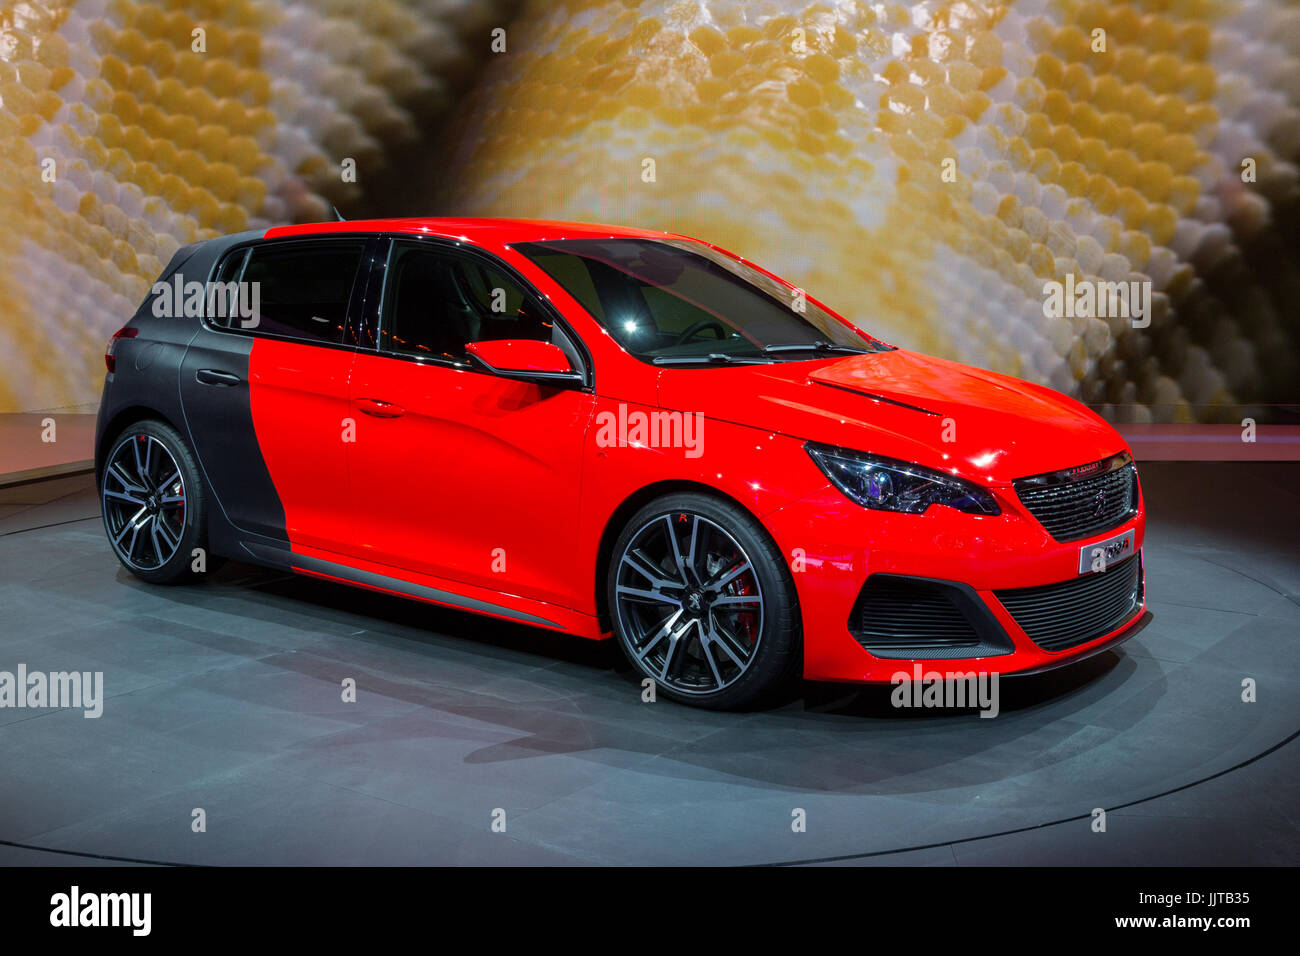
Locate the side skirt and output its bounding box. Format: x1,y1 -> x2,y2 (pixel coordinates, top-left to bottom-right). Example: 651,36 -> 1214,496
239,540 -> 605,639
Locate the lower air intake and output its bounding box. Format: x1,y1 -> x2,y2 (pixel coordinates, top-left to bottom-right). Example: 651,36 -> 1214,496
995,554 -> 1144,652
849,575 -> 1013,659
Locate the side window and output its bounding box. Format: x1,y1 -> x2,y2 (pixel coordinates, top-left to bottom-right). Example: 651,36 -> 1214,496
524,251 -> 605,322
238,240 -> 365,344
208,249 -> 248,328
380,243 -> 555,363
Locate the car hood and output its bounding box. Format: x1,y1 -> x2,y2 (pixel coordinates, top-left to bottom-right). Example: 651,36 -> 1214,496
654,349 -> 1126,486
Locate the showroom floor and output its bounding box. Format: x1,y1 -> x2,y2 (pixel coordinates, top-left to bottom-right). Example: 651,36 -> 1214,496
0,463 -> 1297,866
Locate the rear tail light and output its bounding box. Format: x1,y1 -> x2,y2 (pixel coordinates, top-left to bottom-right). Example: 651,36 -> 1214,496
105,326 -> 138,373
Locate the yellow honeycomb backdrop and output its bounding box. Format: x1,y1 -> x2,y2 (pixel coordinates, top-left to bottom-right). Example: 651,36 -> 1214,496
2,0 -> 1298,422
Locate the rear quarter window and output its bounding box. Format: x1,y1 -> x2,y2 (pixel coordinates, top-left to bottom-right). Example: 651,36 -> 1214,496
235,240 -> 366,343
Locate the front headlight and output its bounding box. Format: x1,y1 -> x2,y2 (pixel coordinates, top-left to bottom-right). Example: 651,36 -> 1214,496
805,443 -> 1000,516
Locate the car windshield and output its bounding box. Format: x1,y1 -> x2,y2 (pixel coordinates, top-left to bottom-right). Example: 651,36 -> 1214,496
512,238 -> 891,364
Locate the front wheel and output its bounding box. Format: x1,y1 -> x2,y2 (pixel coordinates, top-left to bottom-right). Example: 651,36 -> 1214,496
100,420 -> 207,585
607,492 -> 801,709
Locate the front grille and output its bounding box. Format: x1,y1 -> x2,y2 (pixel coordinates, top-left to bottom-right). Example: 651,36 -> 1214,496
995,553 -> 1144,652
849,575 -> 1013,659
1013,453 -> 1138,541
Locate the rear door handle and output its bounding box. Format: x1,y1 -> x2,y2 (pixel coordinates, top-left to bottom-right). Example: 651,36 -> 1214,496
357,398 -> 405,418
196,368 -> 242,387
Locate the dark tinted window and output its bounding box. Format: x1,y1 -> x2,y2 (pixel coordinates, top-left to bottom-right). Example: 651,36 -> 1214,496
237,240 -> 365,343
207,249 -> 249,328
380,242 -> 554,363
515,238 -> 889,363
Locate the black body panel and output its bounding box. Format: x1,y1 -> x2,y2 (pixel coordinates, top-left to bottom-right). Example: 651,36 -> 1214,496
95,229 -> 289,555
177,328 -> 288,542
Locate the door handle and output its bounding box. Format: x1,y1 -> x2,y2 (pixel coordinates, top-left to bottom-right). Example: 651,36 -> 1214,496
357,398 -> 405,418
196,368 -> 242,387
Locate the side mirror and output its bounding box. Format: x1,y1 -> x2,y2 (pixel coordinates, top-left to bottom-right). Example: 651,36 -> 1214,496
464,340 -> 582,384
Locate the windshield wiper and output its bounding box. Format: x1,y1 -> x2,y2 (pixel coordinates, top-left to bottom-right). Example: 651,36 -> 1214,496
761,340 -> 872,355
651,353 -> 774,366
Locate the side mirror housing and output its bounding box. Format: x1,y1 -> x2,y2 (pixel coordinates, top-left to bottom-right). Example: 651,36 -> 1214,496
464,340 -> 582,384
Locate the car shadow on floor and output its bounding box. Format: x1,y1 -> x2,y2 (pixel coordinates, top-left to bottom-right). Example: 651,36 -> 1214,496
113,557 -> 1180,796
136,556 -> 1151,724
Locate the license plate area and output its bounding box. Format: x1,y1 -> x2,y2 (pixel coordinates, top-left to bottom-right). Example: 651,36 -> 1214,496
1079,528 -> 1135,574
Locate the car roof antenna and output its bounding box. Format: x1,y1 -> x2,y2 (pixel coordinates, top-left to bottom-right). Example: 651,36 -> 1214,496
331,205 -> 346,222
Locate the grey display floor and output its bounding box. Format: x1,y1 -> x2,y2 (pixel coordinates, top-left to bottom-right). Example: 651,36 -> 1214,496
1,464 -> 1297,866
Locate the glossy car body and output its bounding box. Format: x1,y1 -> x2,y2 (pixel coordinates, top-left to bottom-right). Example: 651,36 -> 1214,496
96,217 -> 1146,705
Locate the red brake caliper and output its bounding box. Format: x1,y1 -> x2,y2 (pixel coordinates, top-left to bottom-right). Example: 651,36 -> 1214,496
727,551 -> 758,646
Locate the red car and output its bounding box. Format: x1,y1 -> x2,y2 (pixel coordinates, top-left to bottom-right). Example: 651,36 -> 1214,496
96,217 -> 1146,708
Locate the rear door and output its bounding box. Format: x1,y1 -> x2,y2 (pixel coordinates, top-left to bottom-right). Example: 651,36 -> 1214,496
344,237 -> 595,607
179,236 -> 373,552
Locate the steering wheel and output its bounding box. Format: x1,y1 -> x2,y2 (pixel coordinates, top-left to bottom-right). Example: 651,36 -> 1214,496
675,319 -> 728,346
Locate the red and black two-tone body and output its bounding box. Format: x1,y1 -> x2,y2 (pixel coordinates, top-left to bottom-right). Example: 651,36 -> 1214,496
96,218 -> 1148,709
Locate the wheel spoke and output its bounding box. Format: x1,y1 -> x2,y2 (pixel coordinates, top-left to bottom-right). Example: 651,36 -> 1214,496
133,436 -> 153,487
108,462 -> 147,495
708,559 -> 751,590
634,607 -> 685,660
621,549 -> 679,591
150,521 -> 168,565
699,626 -> 726,687
661,515 -> 695,584
661,515 -> 684,574
126,513 -> 149,563
685,515 -> 701,581
709,618 -> 753,667
154,515 -> 180,550
616,584 -> 681,608
112,506 -> 146,546
104,488 -> 145,506
712,594 -> 762,608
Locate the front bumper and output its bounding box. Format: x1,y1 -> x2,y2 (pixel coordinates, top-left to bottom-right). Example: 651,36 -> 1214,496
764,482 -> 1148,683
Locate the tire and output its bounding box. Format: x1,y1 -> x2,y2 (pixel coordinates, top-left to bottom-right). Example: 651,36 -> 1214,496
100,419 -> 207,585
607,492 -> 801,709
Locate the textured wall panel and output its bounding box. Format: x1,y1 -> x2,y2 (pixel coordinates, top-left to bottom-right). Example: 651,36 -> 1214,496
1,0 -> 1297,423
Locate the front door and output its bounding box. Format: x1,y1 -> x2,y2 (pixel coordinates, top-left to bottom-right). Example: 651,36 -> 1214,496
345,239 -> 594,607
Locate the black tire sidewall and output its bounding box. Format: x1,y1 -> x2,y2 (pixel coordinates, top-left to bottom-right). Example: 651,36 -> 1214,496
607,492 -> 800,710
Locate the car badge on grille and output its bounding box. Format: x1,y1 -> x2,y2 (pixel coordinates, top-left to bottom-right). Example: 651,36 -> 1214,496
1092,490 -> 1107,517
1068,460 -> 1106,479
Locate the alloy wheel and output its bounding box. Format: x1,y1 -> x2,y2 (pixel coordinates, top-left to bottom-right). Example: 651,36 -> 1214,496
102,433 -> 187,571
614,511 -> 765,695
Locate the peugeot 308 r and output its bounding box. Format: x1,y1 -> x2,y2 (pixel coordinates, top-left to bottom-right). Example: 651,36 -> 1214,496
96,218 -> 1147,708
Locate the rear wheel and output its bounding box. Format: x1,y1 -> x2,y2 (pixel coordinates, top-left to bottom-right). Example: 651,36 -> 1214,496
100,420 -> 206,585
608,492 -> 800,709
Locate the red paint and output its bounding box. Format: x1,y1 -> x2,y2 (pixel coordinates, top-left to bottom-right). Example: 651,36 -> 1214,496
762,483 -> 1145,682
343,352 -> 595,607
247,337 -> 355,552
244,218 -> 1148,684
465,339 -> 574,374
656,351 -> 1123,486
